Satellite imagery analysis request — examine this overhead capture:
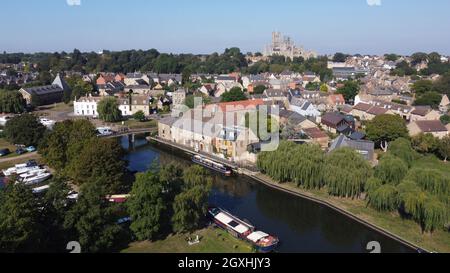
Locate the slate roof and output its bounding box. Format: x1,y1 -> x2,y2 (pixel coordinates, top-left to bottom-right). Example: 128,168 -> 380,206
329,135 -> 374,161
23,85 -> 63,96
415,120 -> 448,133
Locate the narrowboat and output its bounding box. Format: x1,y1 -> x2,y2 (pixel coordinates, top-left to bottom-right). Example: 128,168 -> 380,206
208,207 -> 279,253
192,155 -> 232,176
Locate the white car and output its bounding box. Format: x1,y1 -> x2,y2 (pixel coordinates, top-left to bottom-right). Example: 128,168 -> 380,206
40,118 -> 56,128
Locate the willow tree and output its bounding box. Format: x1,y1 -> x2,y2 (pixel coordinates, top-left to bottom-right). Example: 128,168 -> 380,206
397,181 -> 427,220
374,154 -> 408,185
290,144 -> 325,189
367,184 -> 399,212
388,138 -> 418,167
365,177 -> 383,196
406,168 -> 450,197
257,141 -> 300,182
323,148 -> 373,199
257,141 -> 325,189
421,196 -> 448,233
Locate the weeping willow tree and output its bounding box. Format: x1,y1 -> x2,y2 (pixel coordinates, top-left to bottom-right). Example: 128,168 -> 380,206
421,196 -> 448,233
257,141 -> 325,189
397,181 -> 428,221
323,148 -> 373,199
374,154 -> 409,185
365,177 -> 383,196
406,168 -> 450,198
388,138 -> 418,167
367,184 -> 398,211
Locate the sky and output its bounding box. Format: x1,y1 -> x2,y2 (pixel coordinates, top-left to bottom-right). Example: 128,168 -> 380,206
1,0 -> 450,55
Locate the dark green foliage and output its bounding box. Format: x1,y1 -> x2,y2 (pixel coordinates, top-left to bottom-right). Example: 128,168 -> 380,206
414,92 -> 442,108
366,115 -> 409,148
67,138 -> 126,193
64,179 -> 122,253
0,183 -> 41,252
365,177 -> 383,196
253,85 -> 267,94
221,87 -> 247,102
4,113 -> 47,146
411,133 -> 439,154
333,53 -> 349,63
127,171 -> 167,241
323,148 -> 373,198
97,97 -> 123,122
406,168 -> 449,197
0,91 -> 26,113
438,136 -> 450,161
132,110 -> 146,122
374,154 -> 408,185
336,80 -> 360,101
40,119 -> 97,171
440,115 -> 450,125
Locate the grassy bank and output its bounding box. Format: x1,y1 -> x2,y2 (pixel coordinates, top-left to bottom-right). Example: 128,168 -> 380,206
254,173 -> 450,253
122,227 -> 253,253
0,153 -> 42,170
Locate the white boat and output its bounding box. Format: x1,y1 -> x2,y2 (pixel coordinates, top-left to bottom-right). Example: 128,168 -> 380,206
16,166 -> 41,175
40,118 -> 56,128
19,169 -> 47,179
22,172 -> 52,186
32,185 -> 50,194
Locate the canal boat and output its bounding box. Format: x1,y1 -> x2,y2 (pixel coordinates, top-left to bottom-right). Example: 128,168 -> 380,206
208,207 -> 279,253
192,155 -> 232,176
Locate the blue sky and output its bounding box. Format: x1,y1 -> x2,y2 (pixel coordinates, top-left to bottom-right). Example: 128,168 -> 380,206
1,0 -> 450,55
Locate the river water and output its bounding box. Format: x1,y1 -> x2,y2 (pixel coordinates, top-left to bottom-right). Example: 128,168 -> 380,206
122,137 -> 415,253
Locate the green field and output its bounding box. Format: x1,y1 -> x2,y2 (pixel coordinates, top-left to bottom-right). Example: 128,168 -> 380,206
122,227 -> 253,253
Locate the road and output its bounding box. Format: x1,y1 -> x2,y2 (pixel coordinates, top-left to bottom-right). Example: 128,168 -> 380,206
0,152 -> 39,164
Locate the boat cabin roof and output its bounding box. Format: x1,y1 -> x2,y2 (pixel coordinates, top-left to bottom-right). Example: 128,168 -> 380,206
247,231 -> 269,243
215,212 -> 250,234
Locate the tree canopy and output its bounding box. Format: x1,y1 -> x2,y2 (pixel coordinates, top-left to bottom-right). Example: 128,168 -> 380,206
366,115 -> 409,148
221,87 -> 247,102
4,113 -> 47,146
0,91 -> 26,114
97,97 -> 123,122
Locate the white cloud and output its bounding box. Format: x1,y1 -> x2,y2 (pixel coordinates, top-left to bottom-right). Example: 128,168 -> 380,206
67,0 -> 81,6
367,0 -> 382,6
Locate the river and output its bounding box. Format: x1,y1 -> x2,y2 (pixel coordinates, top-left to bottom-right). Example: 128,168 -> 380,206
122,137 -> 415,253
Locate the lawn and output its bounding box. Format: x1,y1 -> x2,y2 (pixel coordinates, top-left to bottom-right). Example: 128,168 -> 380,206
122,227 -> 253,253
255,173 -> 450,253
0,138 -> 17,154
0,153 -> 42,170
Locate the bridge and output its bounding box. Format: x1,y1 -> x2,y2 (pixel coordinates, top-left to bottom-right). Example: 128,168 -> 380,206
103,127 -> 158,139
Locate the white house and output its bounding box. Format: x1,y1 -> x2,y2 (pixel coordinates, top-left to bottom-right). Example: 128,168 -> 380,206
289,97 -> 321,117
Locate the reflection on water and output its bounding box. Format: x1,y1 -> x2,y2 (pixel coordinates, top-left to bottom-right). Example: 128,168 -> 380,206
124,138 -> 415,253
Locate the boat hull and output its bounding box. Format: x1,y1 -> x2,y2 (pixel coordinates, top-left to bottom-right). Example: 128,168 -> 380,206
192,156 -> 232,176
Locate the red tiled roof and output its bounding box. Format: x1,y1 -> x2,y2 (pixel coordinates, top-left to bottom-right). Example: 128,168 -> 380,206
367,106 -> 388,116
205,99 -> 264,112
303,127 -> 328,139
353,103 -> 371,112
415,120 -> 448,133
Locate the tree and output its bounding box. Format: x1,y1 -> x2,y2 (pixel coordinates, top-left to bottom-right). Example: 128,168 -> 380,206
320,84 -> 329,92
411,133 -> 439,154
333,53 -> 348,63
0,91 -> 26,113
440,115 -> 450,125
421,196 -> 448,233
67,138 -> 126,193
97,97 -> 122,122
40,177 -> 72,252
184,93 -> 211,109
384,54 -> 399,62
374,154 -> 408,185
323,148 -> 372,199
127,171 -> 167,241
411,80 -> 434,95
221,87 -> 247,102
0,183 -> 41,252
172,166 -> 212,233
253,85 -> 267,95
64,179 -> 121,253
39,119 -> 96,171
132,110 -> 146,122
388,138 -> 418,167
336,80 -> 360,102
4,113 -> 47,146
367,184 -> 398,212
414,92 -> 442,109
438,136 -> 450,161
366,115 -> 409,150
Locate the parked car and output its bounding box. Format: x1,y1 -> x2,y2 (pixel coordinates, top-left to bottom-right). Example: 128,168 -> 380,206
0,149 -> 11,157
26,146 -> 37,152
16,148 -> 27,155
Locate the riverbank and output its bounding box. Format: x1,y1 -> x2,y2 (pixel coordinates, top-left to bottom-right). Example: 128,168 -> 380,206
249,173 -> 450,253
122,227 -> 253,253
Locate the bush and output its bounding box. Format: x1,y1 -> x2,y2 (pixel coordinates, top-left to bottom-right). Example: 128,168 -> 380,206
4,114 -> 47,146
